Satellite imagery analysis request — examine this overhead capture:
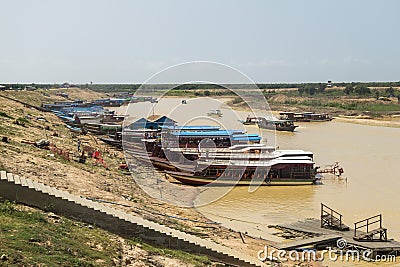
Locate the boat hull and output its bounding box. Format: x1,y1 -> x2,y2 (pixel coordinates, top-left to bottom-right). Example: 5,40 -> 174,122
258,124 -> 298,132
166,171 -> 316,186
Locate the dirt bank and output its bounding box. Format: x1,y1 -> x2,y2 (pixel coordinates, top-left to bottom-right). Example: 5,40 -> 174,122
0,89 -> 288,266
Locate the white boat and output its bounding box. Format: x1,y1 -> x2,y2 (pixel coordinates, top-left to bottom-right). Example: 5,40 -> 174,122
207,109 -> 223,117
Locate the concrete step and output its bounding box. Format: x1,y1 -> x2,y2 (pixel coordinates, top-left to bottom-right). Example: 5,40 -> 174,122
13,175 -> 21,185
26,179 -> 35,189
18,176 -> 29,187
0,172 -> 265,267
0,171 -> 6,180
7,173 -> 14,182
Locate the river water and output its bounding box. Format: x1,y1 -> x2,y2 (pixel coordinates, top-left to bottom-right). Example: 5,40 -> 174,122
117,97 -> 400,257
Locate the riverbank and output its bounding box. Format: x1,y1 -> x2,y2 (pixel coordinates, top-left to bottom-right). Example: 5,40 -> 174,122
0,89 -> 282,266
227,95 -> 400,128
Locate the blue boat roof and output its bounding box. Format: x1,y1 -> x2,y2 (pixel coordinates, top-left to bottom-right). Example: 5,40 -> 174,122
161,125 -> 221,131
231,136 -> 261,141
169,130 -> 253,137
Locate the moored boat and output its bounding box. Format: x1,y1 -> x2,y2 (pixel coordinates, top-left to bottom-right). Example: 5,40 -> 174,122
109,123 -> 320,186
257,117 -> 298,132
279,112 -> 332,122
240,116 -> 262,125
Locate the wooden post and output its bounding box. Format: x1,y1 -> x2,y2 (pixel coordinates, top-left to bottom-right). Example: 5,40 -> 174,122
321,203 -> 323,228
354,223 -> 357,237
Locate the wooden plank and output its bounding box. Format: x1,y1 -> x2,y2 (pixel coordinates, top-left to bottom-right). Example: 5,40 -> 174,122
277,234 -> 342,250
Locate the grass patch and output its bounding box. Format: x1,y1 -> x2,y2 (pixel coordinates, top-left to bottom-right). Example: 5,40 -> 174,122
0,201 -> 211,266
0,201 -> 120,266
139,242 -> 211,266
0,111 -> 13,119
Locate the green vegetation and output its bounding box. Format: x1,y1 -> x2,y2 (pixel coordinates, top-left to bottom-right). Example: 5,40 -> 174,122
0,201 -> 210,266
139,242 -> 210,266
280,98 -> 400,112
0,200 -> 120,266
0,112 -> 13,119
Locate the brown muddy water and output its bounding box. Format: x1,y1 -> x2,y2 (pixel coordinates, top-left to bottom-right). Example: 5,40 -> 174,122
117,97 -> 400,246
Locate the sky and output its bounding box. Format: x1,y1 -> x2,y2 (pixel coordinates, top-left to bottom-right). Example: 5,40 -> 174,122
0,0 -> 399,84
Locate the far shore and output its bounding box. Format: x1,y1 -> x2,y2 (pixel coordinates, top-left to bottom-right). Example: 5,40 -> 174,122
114,96 -> 400,129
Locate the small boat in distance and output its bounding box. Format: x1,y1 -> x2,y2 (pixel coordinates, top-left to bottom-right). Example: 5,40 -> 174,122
258,117 -> 298,132
280,112 -> 332,122
207,109 -> 223,117
240,116 -> 262,125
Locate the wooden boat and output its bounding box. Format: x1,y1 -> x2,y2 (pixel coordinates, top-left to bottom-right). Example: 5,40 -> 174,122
240,116 -> 262,125
257,117 -> 298,132
165,145 -> 318,186
279,112 -> 332,122
302,112 -> 332,122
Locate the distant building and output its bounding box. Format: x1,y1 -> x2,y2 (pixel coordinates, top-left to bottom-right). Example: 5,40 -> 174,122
327,80 -> 333,87
0,85 -> 6,91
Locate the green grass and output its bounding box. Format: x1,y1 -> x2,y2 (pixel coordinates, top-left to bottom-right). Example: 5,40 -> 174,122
0,201 -> 119,266
139,242 -> 211,266
0,112 -> 13,119
278,98 -> 400,113
0,201 -> 211,266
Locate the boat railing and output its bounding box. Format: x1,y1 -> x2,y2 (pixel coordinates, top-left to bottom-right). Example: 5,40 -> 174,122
199,159 -> 275,167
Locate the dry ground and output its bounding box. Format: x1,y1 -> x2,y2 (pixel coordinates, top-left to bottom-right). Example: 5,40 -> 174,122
1,89 -> 303,266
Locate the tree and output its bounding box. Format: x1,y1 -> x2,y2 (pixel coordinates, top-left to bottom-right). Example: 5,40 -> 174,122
317,83 -> 327,93
354,85 -> 371,95
344,85 -> 354,95
374,91 -> 380,100
204,90 -> 211,96
385,87 -> 395,97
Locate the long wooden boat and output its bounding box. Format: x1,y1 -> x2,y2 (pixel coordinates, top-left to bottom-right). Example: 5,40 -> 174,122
280,112 -> 333,122
257,117 -> 298,132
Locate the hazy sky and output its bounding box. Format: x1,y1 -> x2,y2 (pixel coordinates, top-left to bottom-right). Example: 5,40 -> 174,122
1,0 -> 399,84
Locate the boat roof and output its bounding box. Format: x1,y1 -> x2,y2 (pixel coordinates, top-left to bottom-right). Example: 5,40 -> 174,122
168,130 -> 246,137
198,157 -> 314,167
273,150 -> 313,157
231,136 -> 261,142
260,117 -> 292,123
160,125 -> 221,131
